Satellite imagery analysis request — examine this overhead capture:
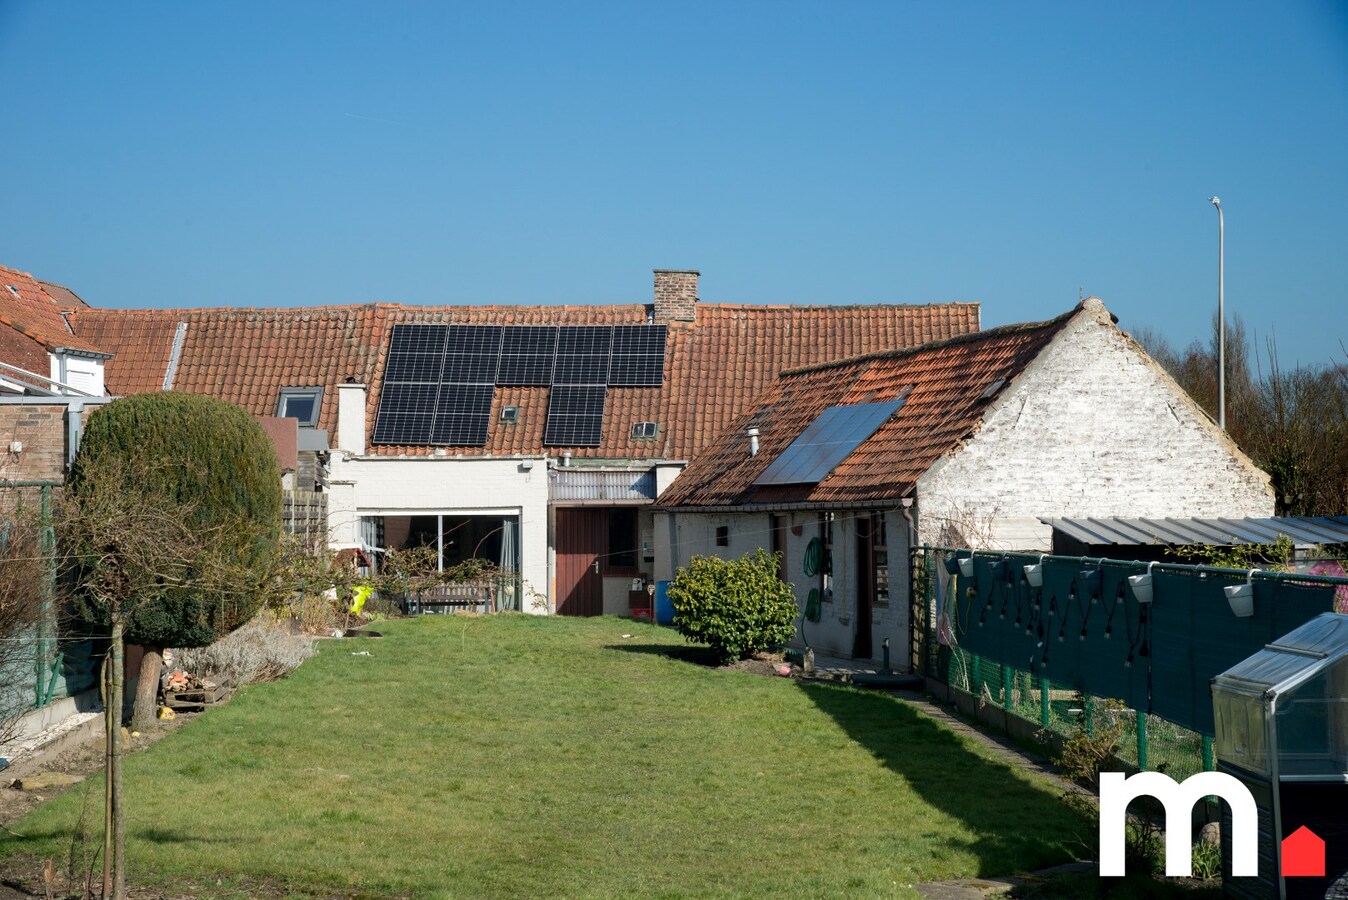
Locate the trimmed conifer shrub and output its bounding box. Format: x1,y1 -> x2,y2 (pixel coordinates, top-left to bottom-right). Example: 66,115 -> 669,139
66,392 -> 283,648
668,549 -> 798,663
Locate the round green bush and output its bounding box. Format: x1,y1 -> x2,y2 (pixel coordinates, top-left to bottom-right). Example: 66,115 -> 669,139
668,548 -> 798,663
67,392 -> 282,648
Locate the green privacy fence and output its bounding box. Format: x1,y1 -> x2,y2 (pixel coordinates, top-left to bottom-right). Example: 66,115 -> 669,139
916,546 -> 1348,782
0,482 -> 99,730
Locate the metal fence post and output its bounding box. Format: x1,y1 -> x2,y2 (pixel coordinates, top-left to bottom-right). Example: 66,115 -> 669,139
1202,735 -> 1214,771
36,484 -> 59,708
1040,676 -> 1050,728
1002,666 -> 1013,711
972,653 -> 982,695
1137,711 -> 1149,770
1084,695 -> 1094,737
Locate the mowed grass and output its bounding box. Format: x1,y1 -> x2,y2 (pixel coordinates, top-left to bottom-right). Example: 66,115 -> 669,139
2,616 -> 1090,898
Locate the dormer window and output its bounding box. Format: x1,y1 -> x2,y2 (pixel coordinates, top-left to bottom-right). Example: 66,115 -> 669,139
631,421 -> 659,440
277,387 -> 323,427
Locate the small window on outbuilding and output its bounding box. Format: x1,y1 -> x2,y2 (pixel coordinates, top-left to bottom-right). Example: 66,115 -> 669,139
277,387 -> 323,427
715,525 -> 729,547
631,421 -> 659,440
500,406 -> 520,425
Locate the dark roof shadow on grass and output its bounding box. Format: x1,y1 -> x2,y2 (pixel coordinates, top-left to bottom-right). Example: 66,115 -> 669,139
603,642 -> 722,667
795,681 -> 1090,878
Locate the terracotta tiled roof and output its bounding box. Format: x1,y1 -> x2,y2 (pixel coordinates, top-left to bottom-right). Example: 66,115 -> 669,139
67,299 -> 979,460
0,264 -> 108,360
70,309 -> 183,393
658,305 -> 1082,509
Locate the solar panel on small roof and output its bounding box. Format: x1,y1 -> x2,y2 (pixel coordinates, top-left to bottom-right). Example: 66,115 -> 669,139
753,398 -> 906,486
544,384 -> 607,447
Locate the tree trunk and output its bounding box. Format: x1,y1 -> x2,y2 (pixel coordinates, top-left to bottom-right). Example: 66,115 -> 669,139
110,618 -> 126,900
102,653 -> 112,899
131,646 -> 164,732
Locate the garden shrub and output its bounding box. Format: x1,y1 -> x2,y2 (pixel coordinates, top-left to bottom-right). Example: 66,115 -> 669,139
67,391 -> 283,648
668,549 -> 797,663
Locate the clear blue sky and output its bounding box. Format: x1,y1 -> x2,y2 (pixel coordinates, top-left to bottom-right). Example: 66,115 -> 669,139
1,1 -> 1344,368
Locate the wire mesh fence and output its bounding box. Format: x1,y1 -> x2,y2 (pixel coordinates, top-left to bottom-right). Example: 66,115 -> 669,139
927,637 -> 1213,780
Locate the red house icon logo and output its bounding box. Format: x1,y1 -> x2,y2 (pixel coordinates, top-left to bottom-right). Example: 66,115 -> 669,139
1282,826 -> 1325,878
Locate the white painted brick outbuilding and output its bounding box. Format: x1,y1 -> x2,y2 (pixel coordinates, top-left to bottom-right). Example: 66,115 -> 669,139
658,298 -> 1275,665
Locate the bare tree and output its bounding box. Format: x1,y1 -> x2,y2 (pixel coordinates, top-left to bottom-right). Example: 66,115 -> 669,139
57,461 -> 271,900
1134,317 -> 1348,516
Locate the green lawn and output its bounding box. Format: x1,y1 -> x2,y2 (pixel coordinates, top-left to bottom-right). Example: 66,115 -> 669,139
2,615 -> 1091,898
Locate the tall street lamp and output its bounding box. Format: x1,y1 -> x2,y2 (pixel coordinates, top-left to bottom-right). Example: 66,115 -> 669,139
1209,196 -> 1225,430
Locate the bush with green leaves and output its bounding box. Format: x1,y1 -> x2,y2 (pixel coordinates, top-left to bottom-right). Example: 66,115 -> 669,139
668,549 -> 798,663
68,392 -> 282,647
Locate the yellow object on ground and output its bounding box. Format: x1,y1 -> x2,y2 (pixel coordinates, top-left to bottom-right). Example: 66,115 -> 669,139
350,585 -> 373,615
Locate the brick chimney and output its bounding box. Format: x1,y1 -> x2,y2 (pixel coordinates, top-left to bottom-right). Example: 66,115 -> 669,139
653,269 -> 698,323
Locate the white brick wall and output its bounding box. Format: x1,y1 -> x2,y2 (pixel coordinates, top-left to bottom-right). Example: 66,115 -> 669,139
917,299 -> 1274,549
662,508 -> 914,665
328,452 -> 551,613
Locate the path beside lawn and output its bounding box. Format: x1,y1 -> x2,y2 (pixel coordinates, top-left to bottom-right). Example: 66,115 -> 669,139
1,616 -> 1091,898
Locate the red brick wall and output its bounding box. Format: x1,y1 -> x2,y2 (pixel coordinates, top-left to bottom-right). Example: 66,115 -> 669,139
653,269 -> 698,323
0,404 -> 69,482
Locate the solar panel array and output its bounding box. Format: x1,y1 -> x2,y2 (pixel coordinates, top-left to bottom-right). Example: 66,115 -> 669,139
752,398 -> 907,485
371,323 -> 666,448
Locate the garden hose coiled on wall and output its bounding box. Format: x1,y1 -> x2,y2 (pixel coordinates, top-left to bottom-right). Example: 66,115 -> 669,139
799,538 -> 825,648
802,537 -> 822,578
804,588 -> 822,623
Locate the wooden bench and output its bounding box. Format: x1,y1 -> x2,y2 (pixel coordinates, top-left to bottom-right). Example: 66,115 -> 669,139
405,582 -> 495,615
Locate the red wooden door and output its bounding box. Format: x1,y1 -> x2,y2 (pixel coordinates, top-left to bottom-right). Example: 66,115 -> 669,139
556,508 -> 606,616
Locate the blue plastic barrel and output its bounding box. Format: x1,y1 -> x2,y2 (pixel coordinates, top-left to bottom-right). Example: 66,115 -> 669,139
655,580 -> 674,625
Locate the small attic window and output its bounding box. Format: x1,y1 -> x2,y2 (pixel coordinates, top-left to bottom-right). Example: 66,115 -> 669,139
277,387 -> 323,427
631,421 -> 659,440
500,406 -> 520,425
980,378 -> 1007,400
6,286 -> 19,298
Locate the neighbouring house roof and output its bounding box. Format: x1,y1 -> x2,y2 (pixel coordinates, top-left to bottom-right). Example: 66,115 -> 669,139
66,300 -> 979,461
1043,515 -> 1348,549
256,415 -> 300,473
0,264 -> 109,365
657,304 -> 1082,509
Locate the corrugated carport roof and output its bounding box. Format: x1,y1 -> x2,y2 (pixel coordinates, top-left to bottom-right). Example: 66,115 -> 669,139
1041,516 -> 1348,548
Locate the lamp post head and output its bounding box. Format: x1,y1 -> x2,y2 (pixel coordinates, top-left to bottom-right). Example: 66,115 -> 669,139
1209,196 -> 1221,208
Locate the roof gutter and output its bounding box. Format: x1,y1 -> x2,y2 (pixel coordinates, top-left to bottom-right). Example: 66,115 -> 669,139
52,347 -> 113,361
654,497 -> 910,515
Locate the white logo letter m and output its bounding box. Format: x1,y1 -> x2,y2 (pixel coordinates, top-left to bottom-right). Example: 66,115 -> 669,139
1099,771 -> 1257,877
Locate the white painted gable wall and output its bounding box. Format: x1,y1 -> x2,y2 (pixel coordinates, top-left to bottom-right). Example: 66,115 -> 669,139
915,300 -> 1274,550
